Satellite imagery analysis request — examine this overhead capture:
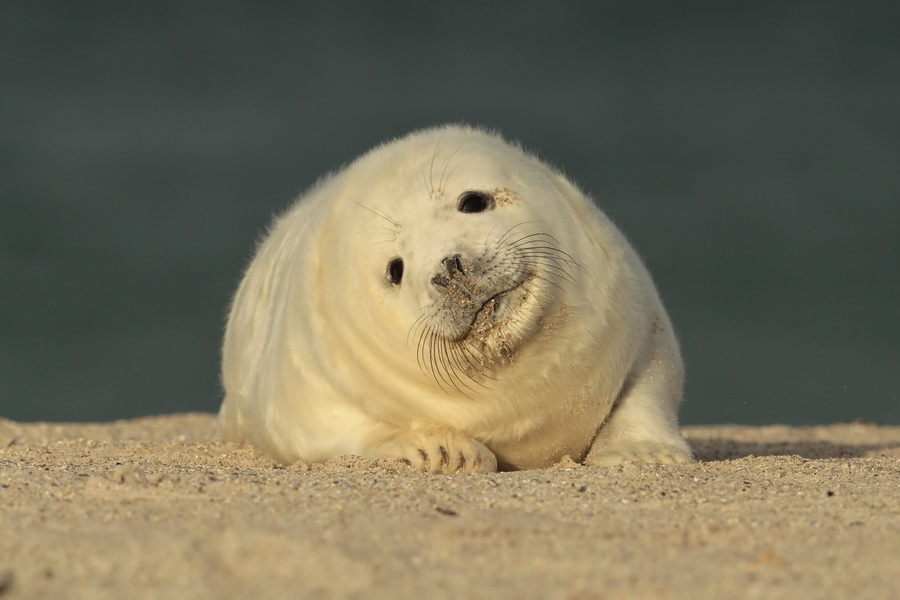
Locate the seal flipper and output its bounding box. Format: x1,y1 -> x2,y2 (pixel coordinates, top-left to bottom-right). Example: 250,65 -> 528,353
584,391 -> 694,466
362,424 -> 498,474
584,314 -> 694,467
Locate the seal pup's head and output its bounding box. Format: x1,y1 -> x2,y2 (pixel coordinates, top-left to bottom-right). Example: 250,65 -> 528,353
331,126 -> 592,395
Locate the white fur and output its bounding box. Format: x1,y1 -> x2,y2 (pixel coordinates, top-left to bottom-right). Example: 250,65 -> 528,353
219,125 -> 692,472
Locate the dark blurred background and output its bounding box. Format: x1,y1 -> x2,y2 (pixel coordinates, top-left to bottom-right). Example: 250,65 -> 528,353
1,1 -> 897,425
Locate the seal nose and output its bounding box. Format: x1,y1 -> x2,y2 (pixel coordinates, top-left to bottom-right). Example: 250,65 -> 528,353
432,254 -> 465,287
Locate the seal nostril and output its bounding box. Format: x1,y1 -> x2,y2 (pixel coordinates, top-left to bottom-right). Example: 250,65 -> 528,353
443,254 -> 463,275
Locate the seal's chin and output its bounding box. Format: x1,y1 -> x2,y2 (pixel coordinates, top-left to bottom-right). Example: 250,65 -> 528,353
458,273 -> 542,362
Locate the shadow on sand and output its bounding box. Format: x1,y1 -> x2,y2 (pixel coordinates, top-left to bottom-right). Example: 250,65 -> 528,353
688,437 -> 900,462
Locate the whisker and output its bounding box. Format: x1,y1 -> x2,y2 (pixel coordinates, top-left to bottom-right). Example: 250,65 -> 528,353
422,169 -> 431,198
350,199 -> 401,230
458,340 -> 500,382
438,143 -> 465,195
492,222 -> 535,248
447,342 -> 488,393
440,339 -> 474,396
427,138 -> 443,198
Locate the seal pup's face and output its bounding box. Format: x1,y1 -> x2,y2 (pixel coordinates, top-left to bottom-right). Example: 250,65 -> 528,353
343,131 -> 579,393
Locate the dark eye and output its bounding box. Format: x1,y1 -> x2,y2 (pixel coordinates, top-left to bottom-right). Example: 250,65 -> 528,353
457,191 -> 495,213
387,257 -> 404,285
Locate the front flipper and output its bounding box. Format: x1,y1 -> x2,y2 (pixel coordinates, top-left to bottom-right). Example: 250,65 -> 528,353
585,315 -> 694,468
585,438 -> 694,466
584,392 -> 695,467
367,426 -> 498,474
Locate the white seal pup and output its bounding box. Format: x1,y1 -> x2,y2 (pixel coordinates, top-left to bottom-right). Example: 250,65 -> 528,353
219,124 -> 693,473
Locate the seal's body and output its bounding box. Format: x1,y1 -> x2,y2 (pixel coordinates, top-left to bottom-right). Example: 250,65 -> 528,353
220,125 -> 693,472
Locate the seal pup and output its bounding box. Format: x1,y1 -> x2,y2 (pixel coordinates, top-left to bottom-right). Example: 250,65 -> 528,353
219,125 -> 693,473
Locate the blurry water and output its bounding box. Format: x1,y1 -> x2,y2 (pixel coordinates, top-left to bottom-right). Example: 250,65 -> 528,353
1,2 -> 898,424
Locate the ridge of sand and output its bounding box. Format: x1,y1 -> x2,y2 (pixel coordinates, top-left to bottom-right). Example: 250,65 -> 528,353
1,414 -> 898,599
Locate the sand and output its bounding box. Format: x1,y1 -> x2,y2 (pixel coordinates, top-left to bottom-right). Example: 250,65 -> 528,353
1,414 -> 898,599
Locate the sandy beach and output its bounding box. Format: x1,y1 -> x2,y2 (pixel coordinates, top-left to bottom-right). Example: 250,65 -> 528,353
1,413 -> 898,599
